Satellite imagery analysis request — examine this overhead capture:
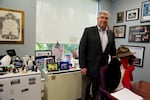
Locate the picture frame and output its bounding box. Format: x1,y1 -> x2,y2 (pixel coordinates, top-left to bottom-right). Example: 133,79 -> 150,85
128,25 -> 150,43
116,11 -> 124,23
35,50 -> 52,57
0,8 -> 24,44
6,49 -> 16,56
122,45 -> 145,67
126,8 -> 139,21
46,63 -> 59,72
59,62 -> 69,70
141,0 -> 150,22
44,56 -> 55,67
35,56 -> 50,68
44,56 -> 57,72
113,25 -> 126,38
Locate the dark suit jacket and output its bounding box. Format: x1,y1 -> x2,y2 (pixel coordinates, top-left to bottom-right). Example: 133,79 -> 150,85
106,58 -> 121,92
79,26 -> 116,78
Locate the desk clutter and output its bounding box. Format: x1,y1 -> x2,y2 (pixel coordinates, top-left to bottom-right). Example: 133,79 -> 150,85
0,49 -> 43,100
0,42 -> 80,75
35,42 -> 80,72
0,49 -> 38,75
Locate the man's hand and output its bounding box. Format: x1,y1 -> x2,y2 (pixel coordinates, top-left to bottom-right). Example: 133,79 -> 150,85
81,68 -> 87,75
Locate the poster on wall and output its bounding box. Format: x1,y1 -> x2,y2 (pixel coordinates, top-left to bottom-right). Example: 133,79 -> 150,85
128,25 -> 150,43
123,45 -> 145,67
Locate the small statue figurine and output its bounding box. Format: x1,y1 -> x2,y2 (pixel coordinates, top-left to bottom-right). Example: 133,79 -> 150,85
22,65 -> 29,73
14,56 -> 23,68
27,56 -> 34,70
7,64 -> 14,72
31,61 -> 38,72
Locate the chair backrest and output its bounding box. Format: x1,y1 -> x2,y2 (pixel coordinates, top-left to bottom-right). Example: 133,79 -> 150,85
105,58 -> 121,92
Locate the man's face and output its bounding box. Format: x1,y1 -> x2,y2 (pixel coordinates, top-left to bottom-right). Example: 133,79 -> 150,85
97,13 -> 109,30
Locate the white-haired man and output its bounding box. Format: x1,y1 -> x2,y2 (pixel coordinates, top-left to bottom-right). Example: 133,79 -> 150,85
79,10 -> 116,100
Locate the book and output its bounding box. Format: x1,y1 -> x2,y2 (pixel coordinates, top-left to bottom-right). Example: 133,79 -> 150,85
110,88 -> 143,100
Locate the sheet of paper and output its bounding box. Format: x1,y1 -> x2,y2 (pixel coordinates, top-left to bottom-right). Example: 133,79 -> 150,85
111,88 -> 143,100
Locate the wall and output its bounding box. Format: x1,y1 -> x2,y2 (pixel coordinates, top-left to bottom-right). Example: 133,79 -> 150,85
100,0 -> 112,13
0,0 -> 36,56
110,0 -> 150,82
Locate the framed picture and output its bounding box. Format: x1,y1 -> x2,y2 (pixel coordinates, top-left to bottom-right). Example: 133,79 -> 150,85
116,11 -> 124,23
0,8 -> 24,44
113,25 -> 126,38
44,56 -> 55,67
44,56 -> 59,72
122,45 -> 145,67
35,50 -> 52,57
129,25 -> 150,43
126,8 -> 139,21
59,62 -> 69,70
47,63 -> 59,72
141,0 -> 150,22
35,56 -> 50,68
6,49 -> 16,56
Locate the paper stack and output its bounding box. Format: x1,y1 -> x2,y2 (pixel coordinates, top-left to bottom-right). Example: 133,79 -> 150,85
110,88 -> 143,100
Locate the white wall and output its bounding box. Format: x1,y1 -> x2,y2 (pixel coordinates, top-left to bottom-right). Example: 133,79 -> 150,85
110,0 -> 150,82
100,0 -> 112,13
36,0 -> 98,43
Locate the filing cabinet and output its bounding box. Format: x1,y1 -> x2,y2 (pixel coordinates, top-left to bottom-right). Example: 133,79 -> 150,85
41,69 -> 81,100
0,71 -> 41,100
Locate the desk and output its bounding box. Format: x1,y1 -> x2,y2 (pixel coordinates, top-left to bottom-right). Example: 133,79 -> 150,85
131,80 -> 150,100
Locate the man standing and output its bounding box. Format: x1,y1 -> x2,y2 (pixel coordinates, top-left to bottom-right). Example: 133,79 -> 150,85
79,10 -> 116,100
